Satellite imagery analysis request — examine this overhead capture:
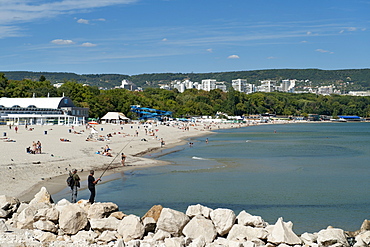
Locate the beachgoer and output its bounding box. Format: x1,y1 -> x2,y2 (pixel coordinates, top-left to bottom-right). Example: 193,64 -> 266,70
37,141 -> 42,154
32,141 -> 37,154
206,138 -> 208,144
160,138 -> 165,148
121,153 -> 126,166
71,169 -> 80,203
15,126 -> 18,133
88,170 -> 100,204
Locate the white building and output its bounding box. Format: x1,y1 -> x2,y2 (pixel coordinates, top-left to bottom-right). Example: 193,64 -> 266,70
317,85 -> 334,95
245,84 -> 256,94
258,80 -> 276,92
232,79 -> 247,92
201,79 -> 217,91
215,82 -> 227,92
0,96 -> 88,125
280,79 -> 296,93
348,91 -> 370,96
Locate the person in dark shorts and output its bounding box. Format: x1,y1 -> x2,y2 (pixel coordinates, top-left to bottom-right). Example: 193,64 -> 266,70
88,170 -> 101,204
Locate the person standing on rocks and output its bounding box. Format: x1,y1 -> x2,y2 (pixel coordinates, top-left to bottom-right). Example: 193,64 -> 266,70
71,169 -> 80,203
88,170 -> 101,204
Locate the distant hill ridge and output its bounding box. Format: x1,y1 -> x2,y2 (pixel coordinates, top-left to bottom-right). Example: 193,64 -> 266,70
2,69 -> 370,90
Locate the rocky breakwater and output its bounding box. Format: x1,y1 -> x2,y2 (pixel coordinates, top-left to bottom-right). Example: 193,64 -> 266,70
1,187 -> 370,247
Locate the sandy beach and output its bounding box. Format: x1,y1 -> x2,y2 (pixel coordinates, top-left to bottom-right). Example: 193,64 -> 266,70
0,121 -> 254,202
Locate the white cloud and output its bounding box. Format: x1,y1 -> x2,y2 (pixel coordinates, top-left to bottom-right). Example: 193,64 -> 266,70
162,38 -> 168,41
77,18 -> 89,24
81,42 -> 97,47
228,55 -> 240,59
267,56 -> 277,59
206,48 -> 213,53
51,39 -> 75,45
95,18 -> 106,22
316,49 -> 334,54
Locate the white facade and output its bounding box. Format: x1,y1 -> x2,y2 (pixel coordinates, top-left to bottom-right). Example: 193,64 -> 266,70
232,79 -> 247,92
201,79 -> 217,91
281,79 -> 296,92
258,80 -> 276,92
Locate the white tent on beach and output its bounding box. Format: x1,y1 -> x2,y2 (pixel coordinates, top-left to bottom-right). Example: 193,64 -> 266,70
101,112 -> 130,124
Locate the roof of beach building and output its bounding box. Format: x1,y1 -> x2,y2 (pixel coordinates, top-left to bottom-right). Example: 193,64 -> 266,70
0,96 -> 75,109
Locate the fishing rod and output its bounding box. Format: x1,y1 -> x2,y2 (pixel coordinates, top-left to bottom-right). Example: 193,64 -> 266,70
99,135 -> 136,179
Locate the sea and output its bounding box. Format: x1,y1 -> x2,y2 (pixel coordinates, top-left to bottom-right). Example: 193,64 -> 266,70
53,122 -> 370,234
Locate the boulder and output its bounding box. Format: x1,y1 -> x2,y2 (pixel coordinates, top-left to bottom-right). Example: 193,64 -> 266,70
90,217 -> 120,231
33,219 -> 58,233
317,227 -> 350,247
117,214 -> 145,242
29,187 -> 53,205
355,231 -> 370,245
227,224 -> 268,242
110,211 -> 127,220
164,236 -> 186,247
59,204 -> 88,235
142,205 -> 163,222
210,208 -> 236,236
34,230 -> 57,243
213,237 -> 243,247
0,195 -> 19,215
361,220 -> 370,232
71,230 -> 98,244
236,210 -> 266,228
300,232 -> 318,245
98,230 -> 118,243
143,216 -> 156,233
153,229 -> 172,241
186,204 -> 213,219
188,236 -> 206,247
156,208 -> 190,236
354,236 -> 368,247
267,217 -> 301,245
0,209 -> 10,218
16,205 -> 38,229
87,202 -> 119,219
182,215 -> 217,243
33,207 -> 59,222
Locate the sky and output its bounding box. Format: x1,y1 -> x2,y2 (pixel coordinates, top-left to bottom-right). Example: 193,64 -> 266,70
0,0 -> 369,75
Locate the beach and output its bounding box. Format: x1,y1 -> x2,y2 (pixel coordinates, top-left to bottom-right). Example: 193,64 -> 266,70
0,121 -> 253,202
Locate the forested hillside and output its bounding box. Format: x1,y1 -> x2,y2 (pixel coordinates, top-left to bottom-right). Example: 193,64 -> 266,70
2,69 -> 370,91
2,73 -> 370,119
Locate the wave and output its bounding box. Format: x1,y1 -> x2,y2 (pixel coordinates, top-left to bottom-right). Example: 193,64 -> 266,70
192,156 -> 210,160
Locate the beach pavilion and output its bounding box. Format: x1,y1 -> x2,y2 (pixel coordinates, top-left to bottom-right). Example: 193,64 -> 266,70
0,96 -> 89,126
101,112 -> 130,124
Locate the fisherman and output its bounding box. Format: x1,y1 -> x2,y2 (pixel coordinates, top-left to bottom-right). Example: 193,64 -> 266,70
71,169 -> 80,203
88,170 -> 101,204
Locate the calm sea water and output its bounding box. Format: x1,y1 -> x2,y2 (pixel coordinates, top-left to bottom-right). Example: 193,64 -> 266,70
53,122 -> 370,234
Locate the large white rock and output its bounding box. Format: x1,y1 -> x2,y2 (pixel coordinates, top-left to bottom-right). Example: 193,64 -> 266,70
98,230 -> 118,243
213,237 -> 243,247
87,202 -> 119,219
143,216 -> 156,233
356,231 -> 370,245
71,230 -> 98,244
236,211 -> 266,228
300,232 -> 318,245
188,236 -> 206,247
317,227 -> 350,247
33,219 -> 57,233
153,229 -> 172,241
354,236 -> 368,247
267,217 -> 301,245
0,195 -> 19,215
0,219 -> 8,232
29,187 -> 53,205
210,208 -> 236,236
156,208 -> 190,236
59,204 -> 88,235
227,224 -> 268,242
33,207 -> 59,222
183,215 -> 217,243
16,205 -> 38,229
164,236 -> 186,247
186,204 -> 213,219
117,214 -> 145,242
90,217 -> 120,231
34,230 -> 57,243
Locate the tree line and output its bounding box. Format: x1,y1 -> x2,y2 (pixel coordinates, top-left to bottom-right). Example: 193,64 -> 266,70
1,73 -> 370,119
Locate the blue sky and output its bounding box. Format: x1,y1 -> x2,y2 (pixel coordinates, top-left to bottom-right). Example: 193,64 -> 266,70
0,0 -> 369,75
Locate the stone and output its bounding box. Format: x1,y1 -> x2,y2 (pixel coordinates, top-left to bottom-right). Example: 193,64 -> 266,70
227,224 -> 268,242
153,229 -> 172,241
71,230 -> 98,244
90,217 -> 120,231
165,236 -> 186,247
87,202 -> 119,219
35,231 -> 57,242
33,219 -> 57,233
267,217 -> 302,245
98,230 -> 118,243
110,211 -> 127,220
16,205 -> 38,229
0,195 -> 19,215
59,203 -> 88,235
143,216 -> 156,233
354,236 -> 368,247
29,187 -> 53,205
236,210 -> 266,228
0,209 -> 10,218
156,208 -> 190,236
183,215 -> 217,243
117,214 -> 145,242
126,239 -> 141,247
300,232 -> 318,245
360,220 -> 370,232
186,204 -> 213,219
188,236 -> 206,247
317,227 -> 350,247
210,208 -> 236,236
213,237 -> 243,247
355,231 -> 370,245
33,207 -> 59,222
142,205 -> 163,222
